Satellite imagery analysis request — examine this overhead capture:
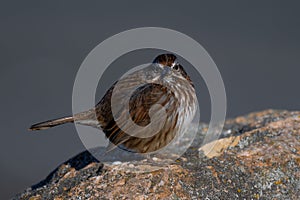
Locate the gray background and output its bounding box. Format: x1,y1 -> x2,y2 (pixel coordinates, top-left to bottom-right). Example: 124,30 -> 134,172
1,0 -> 299,199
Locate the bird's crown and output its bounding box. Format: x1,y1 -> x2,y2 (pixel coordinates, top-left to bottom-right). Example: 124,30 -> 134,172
153,54 -> 177,67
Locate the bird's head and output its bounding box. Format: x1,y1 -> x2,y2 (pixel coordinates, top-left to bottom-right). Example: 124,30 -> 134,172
153,54 -> 193,87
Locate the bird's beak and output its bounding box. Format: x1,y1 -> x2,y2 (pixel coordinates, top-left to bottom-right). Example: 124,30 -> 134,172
160,66 -> 170,79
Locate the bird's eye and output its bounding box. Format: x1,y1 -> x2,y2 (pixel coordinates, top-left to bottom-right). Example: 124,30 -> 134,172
172,64 -> 179,71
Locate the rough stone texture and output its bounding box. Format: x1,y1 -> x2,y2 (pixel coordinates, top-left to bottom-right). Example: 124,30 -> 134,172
15,110 -> 300,199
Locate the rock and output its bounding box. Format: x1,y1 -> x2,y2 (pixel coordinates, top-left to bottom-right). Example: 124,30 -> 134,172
14,110 -> 300,199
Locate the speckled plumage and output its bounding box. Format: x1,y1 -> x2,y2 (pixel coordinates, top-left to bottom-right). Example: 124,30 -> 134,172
30,54 -> 197,154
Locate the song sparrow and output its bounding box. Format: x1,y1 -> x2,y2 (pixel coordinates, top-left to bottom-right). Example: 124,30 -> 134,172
30,54 -> 197,154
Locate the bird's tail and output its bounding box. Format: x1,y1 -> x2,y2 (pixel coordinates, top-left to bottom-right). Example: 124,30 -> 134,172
29,116 -> 74,131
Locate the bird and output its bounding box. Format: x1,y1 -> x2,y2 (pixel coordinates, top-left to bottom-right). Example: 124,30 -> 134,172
29,54 -> 197,154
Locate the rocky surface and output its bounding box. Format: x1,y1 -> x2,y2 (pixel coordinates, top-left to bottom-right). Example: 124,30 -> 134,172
15,110 -> 300,199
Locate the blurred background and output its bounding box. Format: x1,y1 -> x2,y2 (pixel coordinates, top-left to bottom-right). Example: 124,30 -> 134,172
1,1 -> 299,199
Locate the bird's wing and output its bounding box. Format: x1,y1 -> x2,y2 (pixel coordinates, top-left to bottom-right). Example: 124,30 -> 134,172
96,81 -> 178,152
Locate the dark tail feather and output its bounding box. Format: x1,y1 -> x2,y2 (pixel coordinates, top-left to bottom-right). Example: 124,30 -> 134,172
29,116 -> 74,131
